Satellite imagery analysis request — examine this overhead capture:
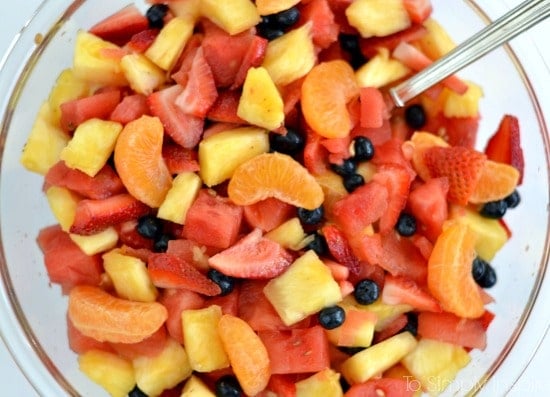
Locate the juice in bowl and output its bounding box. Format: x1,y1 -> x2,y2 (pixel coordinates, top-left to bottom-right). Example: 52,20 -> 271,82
0,0 -> 549,396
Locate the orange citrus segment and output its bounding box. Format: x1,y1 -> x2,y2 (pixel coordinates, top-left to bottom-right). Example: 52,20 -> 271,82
218,314 -> 270,396
427,221 -> 484,318
68,285 -> 168,344
301,60 -> 360,138
114,115 -> 172,208
469,160 -> 520,204
227,152 -> 324,210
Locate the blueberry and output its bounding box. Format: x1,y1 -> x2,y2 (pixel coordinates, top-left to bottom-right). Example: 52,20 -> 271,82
269,128 -> 305,155
472,256 -> 489,282
354,279 -> 380,305
257,25 -> 284,41
137,215 -> 163,239
153,234 -> 171,253
473,257 -> 497,288
318,305 -> 346,330
208,269 -> 235,296
399,312 -> 419,336
343,173 -> 365,193
338,346 -> 365,356
338,33 -> 367,69
505,189 -> 521,209
353,137 -> 375,162
330,158 -> 357,177
480,200 -> 507,219
395,212 -> 417,237
273,7 -> 300,28
146,4 -> 169,29
297,206 -> 324,225
478,264 -> 497,288
215,375 -> 243,397
405,104 -> 427,129
306,233 -> 328,256
128,385 -> 148,397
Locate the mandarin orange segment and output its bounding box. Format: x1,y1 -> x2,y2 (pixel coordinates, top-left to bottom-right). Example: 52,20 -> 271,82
227,152 -> 324,210
114,115 -> 172,208
427,221 -> 484,318
68,285 -> 168,344
469,160 -> 520,204
301,60 -> 360,138
218,314 -> 270,396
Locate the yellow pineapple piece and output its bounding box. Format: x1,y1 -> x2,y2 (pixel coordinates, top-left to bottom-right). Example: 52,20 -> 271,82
417,18 -> 457,60
181,375 -> 215,397
315,171 -> 348,214
48,68 -> 90,125
256,0 -> 301,15
341,332 -> 418,384
295,368 -> 343,397
340,295 -> 412,331
237,67 -> 285,130
265,217 -> 309,250
70,227 -> 119,255
346,0 -> 411,38
133,338 -> 193,397
355,48 -> 411,88
262,23 -> 316,86
443,81 -> 483,118
103,249 -> 158,303
158,172 -> 202,224
198,126 -> 269,187
78,350 -> 135,397
73,31 -> 127,86
145,17 -> 194,71
45,186 -> 79,232
325,308 -> 376,348
182,305 -> 230,372
200,0 -> 261,35
60,118 -> 122,177
264,250 -> 342,326
401,338 -> 471,396
120,53 -> 166,95
20,102 -> 70,175
169,0 -> 202,22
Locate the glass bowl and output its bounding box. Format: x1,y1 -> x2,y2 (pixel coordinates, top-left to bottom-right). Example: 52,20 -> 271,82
0,1 -> 548,396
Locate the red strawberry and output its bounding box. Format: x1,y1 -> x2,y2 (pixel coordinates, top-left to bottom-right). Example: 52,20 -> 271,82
60,90 -> 121,132
171,33 -> 203,86
208,229 -> 293,279
381,274 -> 442,312
148,253 -> 221,296
70,193 -> 151,235
110,94 -> 149,125
206,90 -> 245,124
89,5 -> 149,46
232,35 -> 269,89
147,85 -> 204,149
162,143 -> 200,174
424,145 -> 487,205
484,114 -> 525,184
116,220 -> 154,250
126,29 -> 159,53
321,224 -> 361,276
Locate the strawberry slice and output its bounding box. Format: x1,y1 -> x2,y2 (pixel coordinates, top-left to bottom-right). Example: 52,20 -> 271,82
424,146 -> 487,205
381,274 -> 442,312
126,29 -> 159,53
231,35 -> 268,89
89,5 -> 149,46
70,193 -> 151,235
206,90 -> 246,124
60,90 -> 121,132
148,253 -> 221,296
484,114 -> 525,184
403,0 -> 433,24
162,143 -> 200,174
116,220 -> 154,251
321,224 -> 361,276
147,85 -> 204,149
171,33 -> 203,86
208,229 -> 293,279
110,94 -> 149,125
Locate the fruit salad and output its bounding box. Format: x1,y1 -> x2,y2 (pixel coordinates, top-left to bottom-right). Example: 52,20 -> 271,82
20,0 -> 525,396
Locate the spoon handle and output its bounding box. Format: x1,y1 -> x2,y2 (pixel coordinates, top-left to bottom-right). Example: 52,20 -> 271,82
389,0 -> 550,107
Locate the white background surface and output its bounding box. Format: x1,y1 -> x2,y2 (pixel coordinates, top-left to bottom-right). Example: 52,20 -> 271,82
0,1 -> 548,396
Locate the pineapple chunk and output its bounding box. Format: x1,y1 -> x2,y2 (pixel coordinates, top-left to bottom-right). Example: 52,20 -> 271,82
200,0 -> 261,35
355,48 -> 410,88
401,338 -> 471,396
237,67 -> 284,130
169,0 -> 202,22
443,81 -> 483,118
449,205 -> 508,261
48,68 -> 89,125
182,305 -> 230,372
256,0 -> 301,15
341,332 -> 418,384
158,172 -> 202,224
78,350 -> 135,397
145,17 -> 194,71
60,118 -> 122,177
103,249 -> 158,303
45,186 -> 79,232
418,18 -> 457,60
120,53 -> 166,95
346,0 -> 411,38
262,23 -> 316,86
264,250 -> 342,326
73,31 -> 127,86
20,102 -> 70,175
198,126 -> 269,186
315,171 -> 348,212
133,338 -> 193,397
265,217 -> 309,250
70,227 -> 119,255
181,375 -> 215,397
295,369 -> 343,397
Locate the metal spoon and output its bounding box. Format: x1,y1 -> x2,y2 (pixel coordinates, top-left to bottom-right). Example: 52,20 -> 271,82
389,0 -> 550,107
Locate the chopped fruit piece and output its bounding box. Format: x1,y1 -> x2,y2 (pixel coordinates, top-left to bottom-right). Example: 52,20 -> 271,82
120,53 -> 166,95
243,198 -> 295,233
110,94 -> 149,125
45,186 -> 79,232
325,309 -> 376,347
157,172 -> 202,225
228,152 -> 325,210
417,17 -> 456,60
114,115 -> 172,208
403,0 -> 433,24
78,350 -> 135,397
345,378 -> 413,397
443,81 -> 483,118
381,275 -> 441,313
407,177 -> 449,242
301,60 -> 359,139
69,227 -> 119,256
264,250 -> 342,326
428,221 -> 484,318
200,0 -> 261,35
355,48 -> 410,88
169,0 -> 202,21
218,314 -> 271,396
47,69 -> 90,125
256,0 -> 301,15
265,217 -> 310,250
295,368 -> 343,397
322,224 -> 361,275
346,0 -> 411,38
145,17 -> 194,70
406,131 -> 449,181
469,160 -> 520,204
417,311 -> 487,350
89,4 -> 149,46
359,87 -> 387,128
181,375 -> 215,397
68,285 -> 168,343
160,288 -> 205,343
